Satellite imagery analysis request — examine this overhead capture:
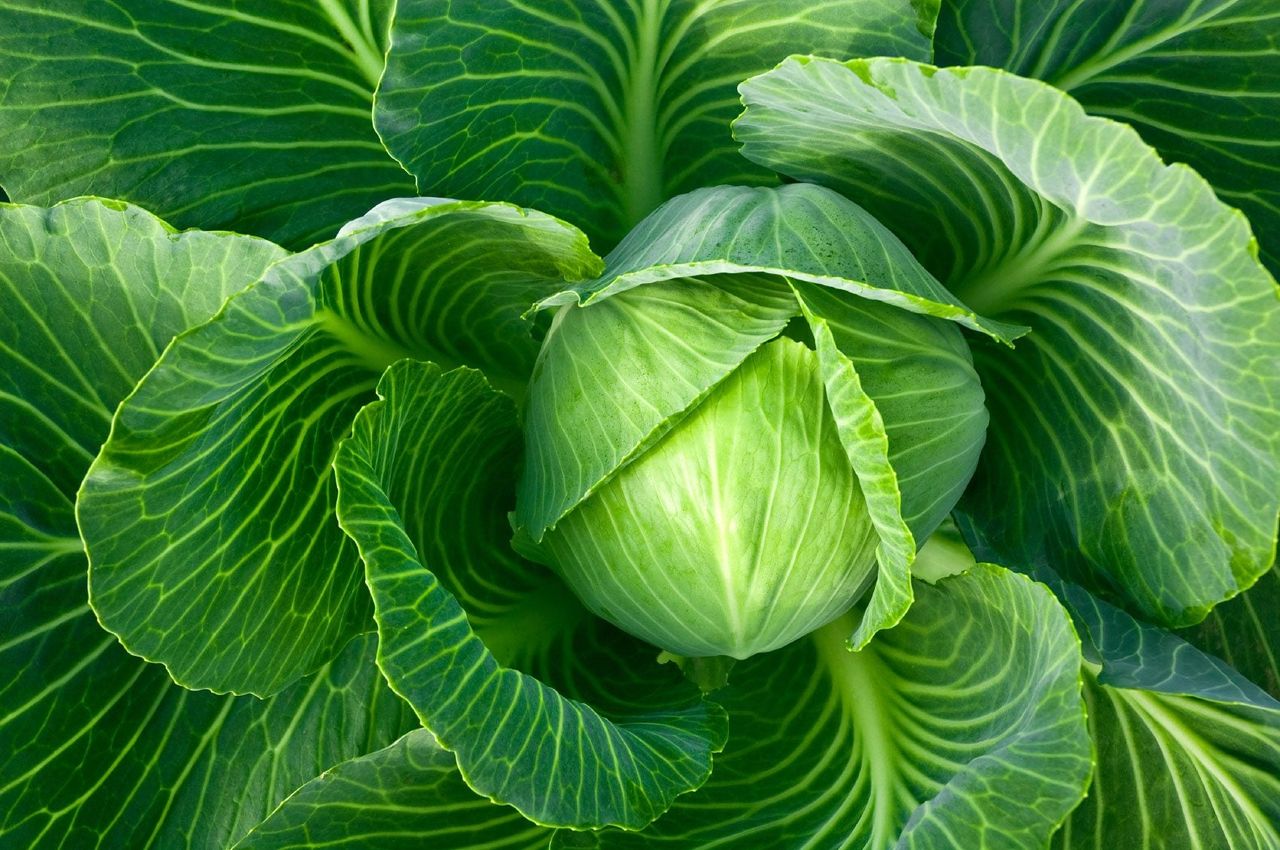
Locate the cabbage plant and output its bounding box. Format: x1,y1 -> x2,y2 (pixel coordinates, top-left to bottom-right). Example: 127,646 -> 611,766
1,2 -> 1278,850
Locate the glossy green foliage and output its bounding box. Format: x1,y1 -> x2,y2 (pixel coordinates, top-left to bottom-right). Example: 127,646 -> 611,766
0,0 -> 412,248
376,0 -> 935,248
738,55 -> 1280,629
1,2 -> 1277,848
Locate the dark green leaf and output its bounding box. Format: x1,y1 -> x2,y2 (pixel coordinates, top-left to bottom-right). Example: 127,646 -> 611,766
1046,581 -> 1280,850
79,199 -> 598,696
0,200 -> 415,849
935,0 -> 1280,276
0,199 -> 284,493
1057,576 -> 1278,707
561,566 -> 1091,849
0,0 -> 413,248
375,0 -> 935,248
1179,561 -> 1280,700
1060,675 -> 1280,850
958,518 -> 1280,849
336,359 -> 728,830
235,730 -> 551,850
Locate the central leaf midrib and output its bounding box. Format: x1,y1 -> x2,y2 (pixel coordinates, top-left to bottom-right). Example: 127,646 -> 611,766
1048,4 -> 1235,92
951,215 -> 1088,316
315,0 -> 384,90
619,0 -> 666,230
812,613 -> 910,846
316,309 -> 419,374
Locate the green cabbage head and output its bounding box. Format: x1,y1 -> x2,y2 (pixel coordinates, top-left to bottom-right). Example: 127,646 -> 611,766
514,194 -> 990,660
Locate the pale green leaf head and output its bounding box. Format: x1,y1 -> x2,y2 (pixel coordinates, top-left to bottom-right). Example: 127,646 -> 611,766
544,336 -> 881,658
516,186 -> 993,659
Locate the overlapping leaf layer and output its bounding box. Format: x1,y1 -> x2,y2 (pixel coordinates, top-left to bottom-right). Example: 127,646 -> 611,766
0,1 -> 1277,848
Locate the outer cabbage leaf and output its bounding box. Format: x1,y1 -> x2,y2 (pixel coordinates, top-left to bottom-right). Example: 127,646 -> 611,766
335,360 -> 728,830
737,56 -> 1280,629
0,0 -> 413,249
935,0 -> 1280,276
0,200 -> 284,490
1061,676 -> 1280,850
235,730 -> 551,850
0,200 -> 415,849
78,198 -> 599,696
374,0 -> 936,248
1050,577 -> 1280,850
958,517 -> 1280,850
1180,559 -> 1280,699
553,566 -> 1091,850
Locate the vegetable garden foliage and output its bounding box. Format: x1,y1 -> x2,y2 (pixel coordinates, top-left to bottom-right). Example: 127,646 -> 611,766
0,2 -> 1276,849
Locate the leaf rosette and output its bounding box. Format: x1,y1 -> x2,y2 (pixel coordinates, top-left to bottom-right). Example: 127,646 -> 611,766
0,2 -> 1277,848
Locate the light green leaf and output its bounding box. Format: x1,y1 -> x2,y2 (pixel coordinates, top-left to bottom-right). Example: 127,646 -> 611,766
542,184 -> 1023,342
0,200 -> 415,849
935,0 -> 1280,276
519,183 -> 1009,545
793,272 -> 994,651
910,518 -> 979,584
374,0 -> 935,248
793,282 -> 988,543
544,337 -> 883,659
0,0 -> 413,248
795,288 -> 914,650
521,184 -> 994,656
559,566 -> 1091,850
738,56 -> 1280,628
517,273 -> 796,543
79,198 -> 598,696
235,730 -> 551,850
336,359 -> 728,830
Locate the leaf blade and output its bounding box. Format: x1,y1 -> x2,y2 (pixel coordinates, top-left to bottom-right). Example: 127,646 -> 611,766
567,566 -> 1091,850
375,0 -> 935,247
78,199 -> 598,696
935,0 -> 1280,276
0,200 -> 415,849
0,0 -> 413,248
337,359 -> 728,830
738,55 -> 1280,627
234,730 -> 551,850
